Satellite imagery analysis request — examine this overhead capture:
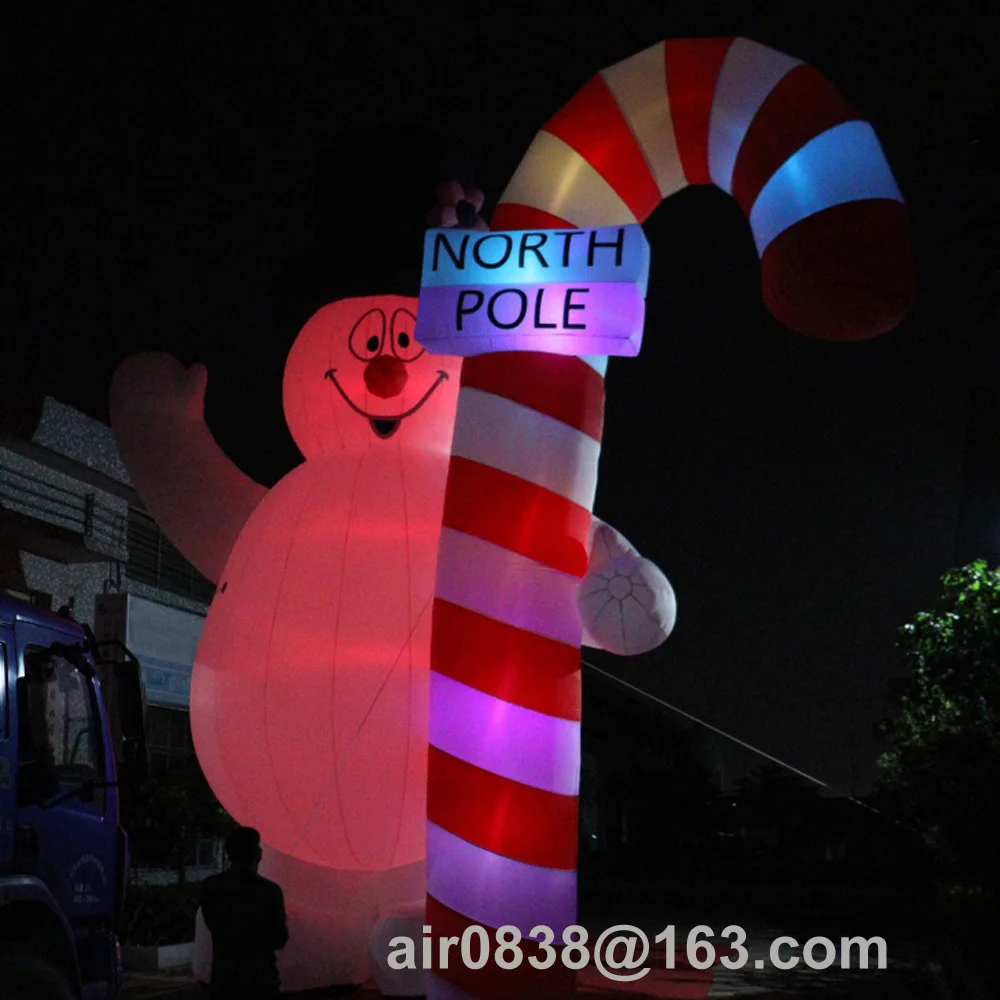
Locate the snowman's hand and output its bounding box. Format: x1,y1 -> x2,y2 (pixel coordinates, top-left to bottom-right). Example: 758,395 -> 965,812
113,352 -> 205,409
587,518 -> 640,570
110,352 -> 268,583
578,518 -> 676,655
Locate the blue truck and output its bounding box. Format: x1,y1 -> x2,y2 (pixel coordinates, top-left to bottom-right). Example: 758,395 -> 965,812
0,593 -> 147,999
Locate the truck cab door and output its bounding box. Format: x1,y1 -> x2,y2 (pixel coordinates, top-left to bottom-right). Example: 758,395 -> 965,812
14,626 -> 115,923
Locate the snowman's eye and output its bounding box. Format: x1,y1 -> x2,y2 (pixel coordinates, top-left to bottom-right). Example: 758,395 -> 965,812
390,308 -> 424,362
348,308 -> 386,360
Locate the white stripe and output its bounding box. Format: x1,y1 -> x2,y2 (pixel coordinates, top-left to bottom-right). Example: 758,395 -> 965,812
749,121 -> 904,254
436,528 -> 584,647
600,41 -> 687,199
429,673 -> 581,795
427,823 -> 577,936
451,388 -> 601,510
497,131 -> 636,228
708,38 -> 802,194
579,355 -> 608,375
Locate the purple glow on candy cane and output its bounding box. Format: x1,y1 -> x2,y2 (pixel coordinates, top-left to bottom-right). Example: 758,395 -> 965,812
417,282 -> 644,358
426,822 -> 578,936
429,671 -> 581,795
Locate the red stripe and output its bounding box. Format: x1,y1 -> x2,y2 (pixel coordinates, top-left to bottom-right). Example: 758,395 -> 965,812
431,598 -> 580,722
443,457 -> 591,577
431,599 -> 582,721
425,895 -> 577,1000
760,199 -> 915,341
461,353 -> 605,441
491,203 -> 574,231
664,37 -> 734,185
730,63 -> 861,213
542,76 -> 662,222
427,746 -> 578,869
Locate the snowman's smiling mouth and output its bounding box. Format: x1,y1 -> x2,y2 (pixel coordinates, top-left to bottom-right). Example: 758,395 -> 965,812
323,369 -> 449,439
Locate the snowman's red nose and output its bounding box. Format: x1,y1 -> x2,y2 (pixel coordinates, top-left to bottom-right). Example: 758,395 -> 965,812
364,355 -> 408,399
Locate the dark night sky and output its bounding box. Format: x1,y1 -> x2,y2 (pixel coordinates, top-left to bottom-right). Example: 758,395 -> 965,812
7,2 -> 998,792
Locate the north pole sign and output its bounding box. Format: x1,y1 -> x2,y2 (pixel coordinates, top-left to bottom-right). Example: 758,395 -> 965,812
415,225 -> 650,357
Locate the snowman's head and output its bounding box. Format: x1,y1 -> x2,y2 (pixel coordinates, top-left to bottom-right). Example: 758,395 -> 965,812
283,295 -> 462,456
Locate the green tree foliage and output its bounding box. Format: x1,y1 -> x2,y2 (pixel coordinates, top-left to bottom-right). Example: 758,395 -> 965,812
877,560 -> 1000,892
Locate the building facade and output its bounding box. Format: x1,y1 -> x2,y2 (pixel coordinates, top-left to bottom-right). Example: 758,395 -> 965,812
0,391 -> 220,877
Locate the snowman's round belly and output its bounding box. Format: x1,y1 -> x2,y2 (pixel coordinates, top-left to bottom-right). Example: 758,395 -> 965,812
191,450 -> 449,871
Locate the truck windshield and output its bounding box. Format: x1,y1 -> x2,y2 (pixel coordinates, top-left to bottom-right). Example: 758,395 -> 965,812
22,648 -> 103,783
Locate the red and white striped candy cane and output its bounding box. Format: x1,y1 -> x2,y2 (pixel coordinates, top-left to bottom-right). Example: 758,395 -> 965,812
425,37 -> 913,1000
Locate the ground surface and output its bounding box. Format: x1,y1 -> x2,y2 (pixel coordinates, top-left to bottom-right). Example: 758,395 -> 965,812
122,884 -> 947,999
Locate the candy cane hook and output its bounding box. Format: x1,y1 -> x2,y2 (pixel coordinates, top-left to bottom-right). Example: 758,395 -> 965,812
423,36 -> 913,1000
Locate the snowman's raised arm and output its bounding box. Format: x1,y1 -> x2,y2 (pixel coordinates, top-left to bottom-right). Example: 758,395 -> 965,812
578,515 -> 677,655
110,353 -> 268,584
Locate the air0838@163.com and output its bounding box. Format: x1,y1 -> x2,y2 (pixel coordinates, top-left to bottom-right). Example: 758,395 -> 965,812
385,924 -> 889,983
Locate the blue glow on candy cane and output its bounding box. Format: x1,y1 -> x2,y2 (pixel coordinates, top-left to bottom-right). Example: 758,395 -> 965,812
421,225 -> 650,291
749,120 -> 904,255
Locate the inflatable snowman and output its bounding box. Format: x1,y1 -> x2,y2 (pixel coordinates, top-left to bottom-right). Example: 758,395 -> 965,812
110,290 -> 675,989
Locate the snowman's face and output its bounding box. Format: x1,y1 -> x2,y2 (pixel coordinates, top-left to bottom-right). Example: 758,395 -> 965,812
283,295 -> 462,456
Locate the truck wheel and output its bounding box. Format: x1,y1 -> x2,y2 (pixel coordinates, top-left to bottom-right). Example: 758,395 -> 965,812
0,953 -> 75,1000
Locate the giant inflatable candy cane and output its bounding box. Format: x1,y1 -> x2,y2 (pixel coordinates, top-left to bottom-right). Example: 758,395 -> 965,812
418,37 -> 914,999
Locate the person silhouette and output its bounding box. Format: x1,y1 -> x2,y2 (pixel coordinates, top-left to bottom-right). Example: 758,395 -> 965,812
199,826 -> 289,999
